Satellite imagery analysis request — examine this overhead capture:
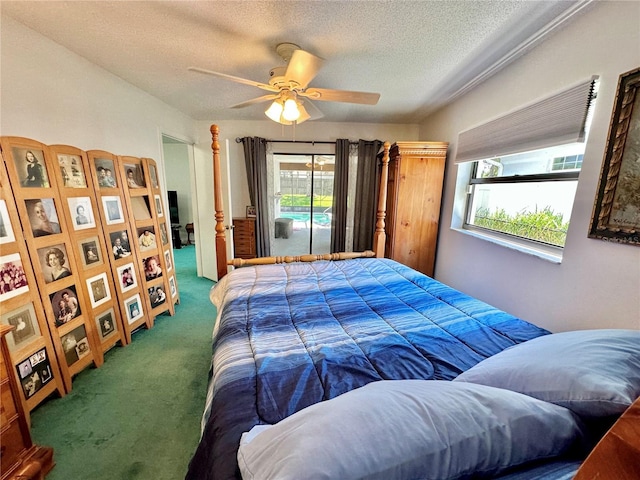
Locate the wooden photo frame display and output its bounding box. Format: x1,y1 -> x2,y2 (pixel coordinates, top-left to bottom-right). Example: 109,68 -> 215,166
93,158 -> 118,189
123,163 -> 145,189
0,252 -> 29,302
60,325 -> 91,367
57,153 -> 87,188
0,303 -> 41,352
67,196 -> 96,230
49,285 -> 82,327
36,244 -> 73,284
11,147 -> 51,188
78,236 -> 104,269
16,348 -> 53,399
86,272 -> 110,309
116,263 -> 137,293
24,198 -> 62,237
102,196 -> 124,225
124,294 -> 144,324
95,308 -> 117,341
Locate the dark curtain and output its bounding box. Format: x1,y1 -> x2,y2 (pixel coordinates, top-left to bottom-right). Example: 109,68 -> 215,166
330,139 -> 350,252
241,137 -> 270,257
353,139 -> 382,251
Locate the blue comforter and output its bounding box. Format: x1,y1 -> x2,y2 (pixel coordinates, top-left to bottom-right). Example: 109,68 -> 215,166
185,258 -> 549,480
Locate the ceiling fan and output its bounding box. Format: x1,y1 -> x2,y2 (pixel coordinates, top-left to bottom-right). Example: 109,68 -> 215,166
188,43 -> 380,125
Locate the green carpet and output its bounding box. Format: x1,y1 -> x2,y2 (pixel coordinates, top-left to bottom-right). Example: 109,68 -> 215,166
30,245 -> 216,480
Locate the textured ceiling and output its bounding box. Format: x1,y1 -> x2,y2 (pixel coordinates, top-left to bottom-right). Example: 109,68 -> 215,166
1,1 -> 592,124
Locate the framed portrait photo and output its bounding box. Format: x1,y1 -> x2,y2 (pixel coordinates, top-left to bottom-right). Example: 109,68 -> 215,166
154,194 -> 164,217
61,324 -> 91,367
93,158 -> 118,189
0,253 -> 29,302
102,196 -> 124,225
109,230 -> 132,260
589,66 -> 640,246
57,153 -> 87,188
50,285 -> 81,327
169,276 -> 177,298
16,347 -> 53,399
0,200 -> 16,245
246,205 -> 257,218
160,223 -> 169,246
137,226 -> 157,252
116,262 -> 137,293
148,285 -> 167,309
124,294 -> 144,325
1,303 -> 41,351
37,243 -> 72,284
78,236 -> 103,269
12,147 -> 50,188
123,163 -> 145,189
25,198 -> 62,237
95,308 -> 117,340
86,272 -> 110,308
68,196 -> 95,230
164,250 -> 173,272
149,164 -> 159,189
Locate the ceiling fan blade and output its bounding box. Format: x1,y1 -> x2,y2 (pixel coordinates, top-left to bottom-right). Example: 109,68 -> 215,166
188,67 -> 279,92
230,94 -> 279,109
285,49 -> 324,89
299,99 -> 324,121
302,87 -> 380,105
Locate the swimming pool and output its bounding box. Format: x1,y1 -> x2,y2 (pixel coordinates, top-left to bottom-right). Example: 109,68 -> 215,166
280,211 -> 331,226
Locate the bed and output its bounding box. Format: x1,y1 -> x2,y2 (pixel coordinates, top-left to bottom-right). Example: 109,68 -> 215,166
185,126 -> 640,480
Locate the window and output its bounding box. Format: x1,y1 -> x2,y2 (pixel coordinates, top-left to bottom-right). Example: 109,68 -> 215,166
457,77 -> 598,252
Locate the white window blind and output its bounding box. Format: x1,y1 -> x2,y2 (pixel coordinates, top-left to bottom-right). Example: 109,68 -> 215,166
455,77 -> 598,164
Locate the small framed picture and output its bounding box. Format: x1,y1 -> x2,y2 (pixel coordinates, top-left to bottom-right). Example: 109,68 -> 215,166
123,163 -> 145,189
16,347 -> 53,398
148,285 -> 167,309
61,324 -> 91,367
246,205 -> 257,218
137,226 -> 157,252
116,262 -> 137,293
159,223 -> 169,246
164,250 -> 173,272
149,164 -> 159,189
124,294 -> 144,325
57,153 -> 87,188
93,158 -> 118,189
50,285 -> 81,327
154,195 -> 163,217
95,308 -> 117,340
12,147 -> 50,188
1,303 -> 41,351
37,243 -> 72,284
102,196 -> 124,225
0,200 -> 16,245
109,230 -> 132,260
78,236 -> 103,269
0,253 -> 29,302
143,255 -> 162,281
169,276 -> 177,298
25,198 -> 62,237
68,196 -> 95,230
86,272 -> 110,308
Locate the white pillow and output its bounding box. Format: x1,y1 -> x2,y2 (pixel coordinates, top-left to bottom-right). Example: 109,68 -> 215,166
454,329 -> 640,417
238,380 -> 583,480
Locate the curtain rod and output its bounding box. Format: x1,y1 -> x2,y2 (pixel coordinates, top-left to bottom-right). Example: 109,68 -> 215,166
235,137 -> 357,145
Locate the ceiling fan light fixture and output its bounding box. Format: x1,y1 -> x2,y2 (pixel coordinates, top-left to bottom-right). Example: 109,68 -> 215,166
282,98 -> 300,121
296,103 -> 311,124
265,99 -> 291,124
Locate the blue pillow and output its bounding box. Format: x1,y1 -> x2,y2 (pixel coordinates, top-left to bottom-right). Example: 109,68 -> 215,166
454,329 -> 640,417
237,380 -> 583,480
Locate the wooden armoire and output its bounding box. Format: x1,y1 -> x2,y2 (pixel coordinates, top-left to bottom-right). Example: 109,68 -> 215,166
384,141 -> 448,277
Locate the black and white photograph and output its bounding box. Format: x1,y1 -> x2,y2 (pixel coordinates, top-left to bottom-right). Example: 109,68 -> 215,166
25,198 -> 62,237
143,255 -> 162,281
164,250 -> 173,272
16,347 -> 52,399
37,244 -> 72,283
116,262 -> 137,293
124,163 -> 145,189
137,226 -> 157,252
1,303 -> 40,351
160,222 -> 169,246
124,294 -> 143,324
57,153 -> 87,188
149,164 -> 159,189
0,200 -> 16,245
169,276 -> 177,298
50,285 -> 81,327
79,237 -> 103,269
154,194 -> 163,217
12,147 -> 50,188
94,158 -> 118,188
0,253 -> 29,302
61,324 -> 91,367
110,230 -> 132,259
102,196 -> 124,225
148,285 -> 167,308
68,196 -> 95,230
87,272 -> 110,308
95,308 -> 116,340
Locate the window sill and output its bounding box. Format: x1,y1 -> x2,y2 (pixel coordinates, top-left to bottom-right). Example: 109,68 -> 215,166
452,227 -> 563,264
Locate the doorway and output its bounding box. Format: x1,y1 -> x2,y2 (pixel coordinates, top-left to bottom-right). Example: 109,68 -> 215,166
271,154 -> 334,256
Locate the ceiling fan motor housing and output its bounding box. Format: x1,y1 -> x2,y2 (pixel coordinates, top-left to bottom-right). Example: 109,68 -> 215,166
268,66 -> 290,88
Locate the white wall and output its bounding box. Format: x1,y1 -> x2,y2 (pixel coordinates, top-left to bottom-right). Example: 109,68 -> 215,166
420,1 -> 640,332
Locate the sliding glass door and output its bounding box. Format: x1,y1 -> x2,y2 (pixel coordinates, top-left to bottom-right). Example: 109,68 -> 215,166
272,154 -> 335,256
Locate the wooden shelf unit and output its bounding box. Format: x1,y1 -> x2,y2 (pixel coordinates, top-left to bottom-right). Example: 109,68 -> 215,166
232,217 -> 256,259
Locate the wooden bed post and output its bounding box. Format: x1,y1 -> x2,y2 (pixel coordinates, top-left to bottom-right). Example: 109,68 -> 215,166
373,141 -> 391,258
211,124 -> 228,279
